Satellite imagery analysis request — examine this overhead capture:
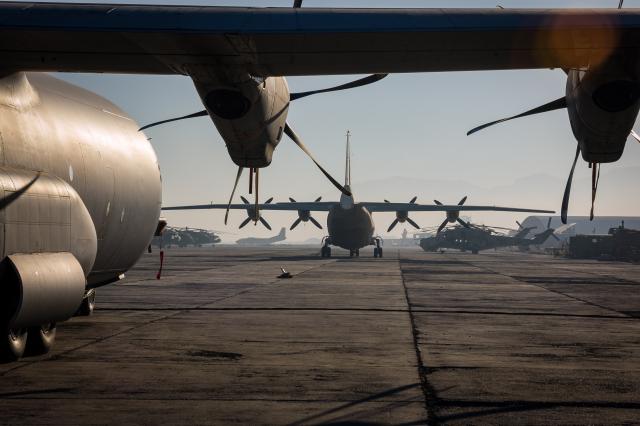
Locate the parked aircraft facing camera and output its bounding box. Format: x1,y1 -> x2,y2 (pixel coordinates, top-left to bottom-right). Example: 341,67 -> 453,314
164,133 -> 554,258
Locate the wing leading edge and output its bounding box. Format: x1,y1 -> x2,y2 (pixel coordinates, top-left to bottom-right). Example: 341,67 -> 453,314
162,201 -> 553,214
1,3 -> 640,75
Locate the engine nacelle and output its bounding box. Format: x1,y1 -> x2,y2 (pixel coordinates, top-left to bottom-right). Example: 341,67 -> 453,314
298,210 -> 311,222
193,75 -> 290,168
446,210 -> 460,223
396,210 -> 409,222
0,169 -> 98,328
566,65 -> 640,163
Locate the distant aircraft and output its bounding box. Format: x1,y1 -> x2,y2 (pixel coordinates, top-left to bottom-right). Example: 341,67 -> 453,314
419,219 -> 558,254
153,227 -> 221,248
165,132 -> 554,258
237,228 -> 287,246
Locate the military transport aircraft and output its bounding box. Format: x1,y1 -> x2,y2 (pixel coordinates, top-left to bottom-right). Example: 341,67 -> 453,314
236,227 -> 287,246
419,221 -> 558,254
164,133 -> 554,258
1,2 -> 640,362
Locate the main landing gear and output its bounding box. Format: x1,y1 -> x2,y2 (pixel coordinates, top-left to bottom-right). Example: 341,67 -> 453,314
373,238 -> 384,258
321,237 -> 332,258
349,249 -> 360,257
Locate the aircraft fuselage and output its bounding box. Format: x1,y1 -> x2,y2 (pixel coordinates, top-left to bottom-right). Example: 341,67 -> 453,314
326,203 -> 375,251
0,72 -> 162,287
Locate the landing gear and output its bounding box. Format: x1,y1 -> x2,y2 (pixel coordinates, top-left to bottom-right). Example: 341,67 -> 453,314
349,249 -> 360,257
321,237 -> 332,258
76,289 -> 96,316
373,238 -> 383,258
25,323 -> 56,356
0,327 -> 28,362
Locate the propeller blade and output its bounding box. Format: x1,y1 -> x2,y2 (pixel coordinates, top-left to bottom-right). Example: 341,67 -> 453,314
387,219 -> 400,233
406,218 -> 420,229
619,0 -> 624,8
290,217 -> 302,230
240,196 -> 250,205
315,196 -> 322,202
561,145 -> 581,224
289,197 -> 297,202
437,219 -> 449,234
293,0 -> 303,6
290,74 -> 388,101
309,216 -> 323,230
239,217 -> 252,229
265,197 -> 274,204
284,123 -> 351,196
384,199 -> 391,203
467,97 -> 567,135
434,199 -> 443,206
458,196 -> 468,205
259,216 -> 272,231
0,174 -> 39,210
409,196 -> 418,204
516,220 -> 523,229
457,218 -> 471,228
631,130 -> 640,143
547,217 -> 552,229
139,110 -> 208,131
224,167 -> 244,225
254,167 -> 259,223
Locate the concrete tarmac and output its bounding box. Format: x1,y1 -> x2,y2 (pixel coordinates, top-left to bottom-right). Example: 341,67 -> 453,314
1,246 -> 639,425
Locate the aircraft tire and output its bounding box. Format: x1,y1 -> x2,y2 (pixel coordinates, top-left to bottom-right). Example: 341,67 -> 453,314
77,290 -> 96,316
0,327 -> 28,362
379,248 -> 383,258
374,248 -> 379,258
25,323 -> 56,356
472,250 -> 479,254
326,247 -> 331,258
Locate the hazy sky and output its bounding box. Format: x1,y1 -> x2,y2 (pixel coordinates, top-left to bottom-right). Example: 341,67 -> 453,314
49,0 -> 640,241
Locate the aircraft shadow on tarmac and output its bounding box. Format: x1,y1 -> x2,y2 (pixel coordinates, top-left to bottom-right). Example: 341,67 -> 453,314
435,399 -> 640,423
287,383 -> 427,426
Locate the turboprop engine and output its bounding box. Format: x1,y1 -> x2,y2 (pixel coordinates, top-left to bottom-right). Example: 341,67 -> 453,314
193,75 -> 291,168
566,65 -> 640,163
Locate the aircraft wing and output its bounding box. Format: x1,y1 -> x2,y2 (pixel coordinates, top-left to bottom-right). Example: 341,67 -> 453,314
362,203 -> 554,214
1,3 -> 640,75
162,201 -> 336,212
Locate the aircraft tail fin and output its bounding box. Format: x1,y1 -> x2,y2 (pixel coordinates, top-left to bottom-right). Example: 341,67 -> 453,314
515,226 -> 535,239
278,227 -> 286,238
531,228 -> 554,245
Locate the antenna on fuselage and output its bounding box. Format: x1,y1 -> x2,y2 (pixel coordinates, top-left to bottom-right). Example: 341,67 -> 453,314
345,130 -> 351,187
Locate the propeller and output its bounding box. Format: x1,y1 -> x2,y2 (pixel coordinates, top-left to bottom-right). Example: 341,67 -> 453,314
138,73 -> 387,207
434,196 -> 470,233
224,166 -> 244,225
466,87 -> 640,224
289,196 -> 323,230
238,195 -> 273,230
561,145 -> 580,224
466,97 -> 567,136
385,196 -> 420,232
0,173 -> 39,210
